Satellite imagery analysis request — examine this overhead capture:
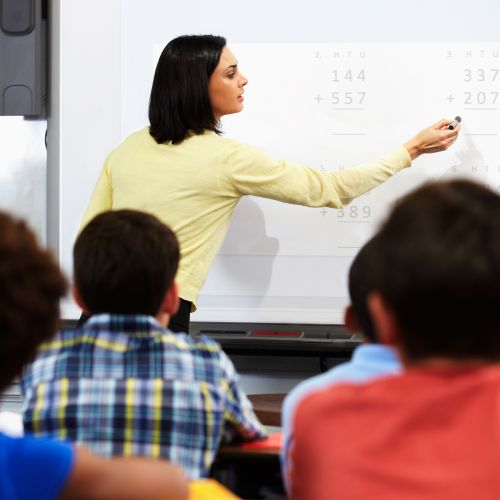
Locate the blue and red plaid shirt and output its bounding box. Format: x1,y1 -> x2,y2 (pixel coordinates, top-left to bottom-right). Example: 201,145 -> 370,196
21,314 -> 267,478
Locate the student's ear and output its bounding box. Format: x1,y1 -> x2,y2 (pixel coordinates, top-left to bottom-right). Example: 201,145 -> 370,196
72,284 -> 90,315
344,305 -> 361,334
159,281 -> 180,318
367,292 -> 401,348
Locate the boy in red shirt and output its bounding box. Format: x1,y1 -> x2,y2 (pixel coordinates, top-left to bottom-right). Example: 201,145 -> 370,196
290,180 -> 500,500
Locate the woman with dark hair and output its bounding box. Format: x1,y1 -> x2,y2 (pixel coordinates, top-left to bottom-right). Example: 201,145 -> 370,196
149,35 -> 227,144
80,34 -> 460,333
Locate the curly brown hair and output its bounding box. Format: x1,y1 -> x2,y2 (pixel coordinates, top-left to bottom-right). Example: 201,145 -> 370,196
0,212 -> 67,392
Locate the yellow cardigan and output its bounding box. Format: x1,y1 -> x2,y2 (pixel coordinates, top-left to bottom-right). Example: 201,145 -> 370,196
81,128 -> 411,307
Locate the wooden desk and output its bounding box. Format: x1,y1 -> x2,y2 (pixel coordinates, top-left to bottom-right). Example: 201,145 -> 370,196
248,393 -> 286,427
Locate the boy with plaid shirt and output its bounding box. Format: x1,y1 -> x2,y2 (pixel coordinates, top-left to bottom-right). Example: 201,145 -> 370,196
22,210 -> 266,479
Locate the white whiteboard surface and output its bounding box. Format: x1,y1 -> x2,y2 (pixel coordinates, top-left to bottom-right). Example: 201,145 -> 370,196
51,0 -> 500,323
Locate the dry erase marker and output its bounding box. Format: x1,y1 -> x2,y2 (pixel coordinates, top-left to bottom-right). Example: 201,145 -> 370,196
448,116 -> 462,130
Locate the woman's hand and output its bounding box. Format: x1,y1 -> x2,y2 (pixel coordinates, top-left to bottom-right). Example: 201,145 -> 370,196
404,119 -> 461,161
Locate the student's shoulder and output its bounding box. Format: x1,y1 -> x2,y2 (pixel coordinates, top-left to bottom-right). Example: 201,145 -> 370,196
162,331 -> 223,356
284,354 -> 372,413
289,345 -> 402,411
284,370 -> 336,417
1,430 -> 71,451
1,432 -> 74,468
164,333 -> 231,376
296,371 -> 406,422
38,326 -> 86,351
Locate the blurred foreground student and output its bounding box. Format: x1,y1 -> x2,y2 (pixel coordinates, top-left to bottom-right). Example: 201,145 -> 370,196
290,180 -> 500,500
0,211 -> 187,500
281,234 -> 402,491
22,210 -> 266,479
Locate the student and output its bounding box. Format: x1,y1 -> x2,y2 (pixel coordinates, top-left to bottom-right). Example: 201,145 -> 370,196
0,211 -> 187,500
22,209 -> 267,479
281,234 -> 402,491
80,34 -> 461,332
289,179 -> 500,500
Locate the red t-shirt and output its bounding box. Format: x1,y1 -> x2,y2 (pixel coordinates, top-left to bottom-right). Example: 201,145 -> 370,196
290,365 -> 500,500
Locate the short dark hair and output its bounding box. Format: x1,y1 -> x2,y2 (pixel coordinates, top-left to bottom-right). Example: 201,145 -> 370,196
0,212 -> 67,392
373,179 -> 500,362
149,34 -> 227,145
74,210 -> 180,316
348,235 -> 379,342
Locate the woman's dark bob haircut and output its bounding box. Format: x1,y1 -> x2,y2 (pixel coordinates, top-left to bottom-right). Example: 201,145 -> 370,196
149,34 -> 227,145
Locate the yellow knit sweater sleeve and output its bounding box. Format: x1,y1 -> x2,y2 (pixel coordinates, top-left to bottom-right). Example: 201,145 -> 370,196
79,157 -> 113,231
221,140 -> 411,208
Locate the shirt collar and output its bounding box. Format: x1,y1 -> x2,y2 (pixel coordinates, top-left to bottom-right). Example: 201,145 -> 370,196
81,313 -> 165,335
351,343 -> 401,364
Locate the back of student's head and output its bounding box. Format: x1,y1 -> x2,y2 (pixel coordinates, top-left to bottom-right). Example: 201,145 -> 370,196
348,235 -> 379,342
0,212 -> 67,392
373,179 -> 500,363
73,210 -> 179,316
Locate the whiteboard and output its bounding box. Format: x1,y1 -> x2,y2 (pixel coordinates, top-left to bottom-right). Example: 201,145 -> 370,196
52,0 -> 500,323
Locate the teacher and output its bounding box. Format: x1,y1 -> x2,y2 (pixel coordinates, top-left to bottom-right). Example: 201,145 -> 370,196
80,34 -> 460,333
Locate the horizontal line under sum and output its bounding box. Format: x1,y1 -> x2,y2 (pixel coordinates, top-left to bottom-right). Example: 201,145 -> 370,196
337,220 -> 371,223
217,254 -> 353,258
464,107 -> 498,111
